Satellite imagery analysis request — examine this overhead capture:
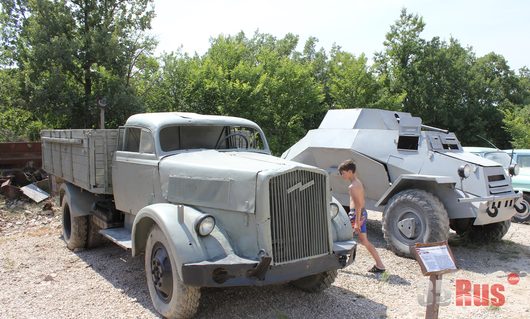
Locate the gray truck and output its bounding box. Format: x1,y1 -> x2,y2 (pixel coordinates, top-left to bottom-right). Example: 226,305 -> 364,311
282,108 -> 524,257
41,112 -> 356,319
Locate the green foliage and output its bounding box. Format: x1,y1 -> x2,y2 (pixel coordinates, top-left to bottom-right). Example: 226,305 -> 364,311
503,105 -> 530,148
0,0 -> 156,129
140,32 -> 325,154
0,107 -> 45,141
374,8 -> 527,148
0,4 -> 528,152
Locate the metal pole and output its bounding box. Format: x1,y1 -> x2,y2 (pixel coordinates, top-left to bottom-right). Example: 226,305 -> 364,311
100,107 -> 105,129
425,274 -> 441,319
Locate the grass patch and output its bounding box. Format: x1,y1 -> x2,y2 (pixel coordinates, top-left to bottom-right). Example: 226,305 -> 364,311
380,271 -> 390,283
488,305 -> 501,311
275,310 -> 289,319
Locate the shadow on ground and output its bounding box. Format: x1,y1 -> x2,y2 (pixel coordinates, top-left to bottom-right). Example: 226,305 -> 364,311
448,234 -> 530,275
73,238 -> 386,319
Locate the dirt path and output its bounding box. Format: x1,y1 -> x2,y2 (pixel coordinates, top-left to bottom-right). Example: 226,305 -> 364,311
1,199 -> 529,319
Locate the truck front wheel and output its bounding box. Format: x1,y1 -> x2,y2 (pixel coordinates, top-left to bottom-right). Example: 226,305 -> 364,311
383,189 -> 450,257
291,270 -> 337,292
145,224 -> 200,319
62,193 -> 88,250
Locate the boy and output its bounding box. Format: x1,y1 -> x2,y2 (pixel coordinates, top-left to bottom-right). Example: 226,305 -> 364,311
338,159 -> 386,273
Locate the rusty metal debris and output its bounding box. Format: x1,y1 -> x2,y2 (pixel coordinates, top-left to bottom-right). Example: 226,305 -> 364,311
1,142 -> 49,202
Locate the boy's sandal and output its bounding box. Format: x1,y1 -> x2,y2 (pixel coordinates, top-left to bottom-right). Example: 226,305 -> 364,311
368,265 -> 386,273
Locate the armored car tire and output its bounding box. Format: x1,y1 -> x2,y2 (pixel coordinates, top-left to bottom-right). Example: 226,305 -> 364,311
61,192 -> 88,250
290,270 -> 337,293
512,194 -> 530,223
464,220 -> 511,242
145,224 -> 200,319
383,189 -> 450,257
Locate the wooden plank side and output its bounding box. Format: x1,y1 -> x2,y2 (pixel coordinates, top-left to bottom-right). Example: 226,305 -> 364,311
42,129 -> 118,194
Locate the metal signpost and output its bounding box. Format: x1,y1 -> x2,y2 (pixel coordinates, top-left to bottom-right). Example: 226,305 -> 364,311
410,241 -> 458,319
97,97 -> 107,129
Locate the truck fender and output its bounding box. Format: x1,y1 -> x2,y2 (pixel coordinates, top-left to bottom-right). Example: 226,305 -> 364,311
132,203 -> 235,279
376,174 -> 457,207
59,182 -> 96,218
330,196 -> 354,242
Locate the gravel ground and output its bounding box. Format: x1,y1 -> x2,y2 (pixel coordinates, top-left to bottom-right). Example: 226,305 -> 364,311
1,197 -> 529,319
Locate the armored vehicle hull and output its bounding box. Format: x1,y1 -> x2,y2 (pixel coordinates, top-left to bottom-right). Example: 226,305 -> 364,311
283,108 -> 524,257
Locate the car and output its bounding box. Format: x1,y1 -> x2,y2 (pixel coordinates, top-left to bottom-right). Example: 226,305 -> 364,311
503,149 -> 530,169
463,147 -> 529,223
462,147 -> 514,170
504,149 -> 530,223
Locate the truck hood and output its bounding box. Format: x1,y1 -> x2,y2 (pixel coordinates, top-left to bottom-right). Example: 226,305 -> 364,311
159,150 -> 315,213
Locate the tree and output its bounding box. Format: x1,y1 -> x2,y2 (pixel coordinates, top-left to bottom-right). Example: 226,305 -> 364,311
0,0 -> 156,128
374,8 -> 525,147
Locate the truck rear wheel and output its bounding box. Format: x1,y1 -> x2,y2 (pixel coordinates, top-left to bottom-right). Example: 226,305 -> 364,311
145,224 -> 200,319
464,220 -> 511,242
62,193 -> 88,250
512,194 -> 530,223
291,270 -> 337,292
383,189 -> 450,257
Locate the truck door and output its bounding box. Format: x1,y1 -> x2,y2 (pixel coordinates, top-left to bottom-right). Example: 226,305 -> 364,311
113,126 -> 159,215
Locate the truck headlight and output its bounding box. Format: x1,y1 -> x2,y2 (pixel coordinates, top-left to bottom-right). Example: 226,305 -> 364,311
195,215 -> 216,236
329,203 -> 339,219
509,164 -> 519,176
458,164 -> 471,178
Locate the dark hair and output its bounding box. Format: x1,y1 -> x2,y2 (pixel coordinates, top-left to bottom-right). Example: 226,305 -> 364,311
338,159 -> 356,174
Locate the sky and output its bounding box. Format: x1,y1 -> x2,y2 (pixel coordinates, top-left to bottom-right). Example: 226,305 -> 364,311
150,0 -> 529,71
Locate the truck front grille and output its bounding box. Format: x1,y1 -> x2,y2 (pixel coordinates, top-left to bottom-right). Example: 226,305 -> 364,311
269,170 -> 330,264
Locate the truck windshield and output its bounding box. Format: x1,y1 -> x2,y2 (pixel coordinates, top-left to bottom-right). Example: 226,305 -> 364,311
159,125 -> 267,152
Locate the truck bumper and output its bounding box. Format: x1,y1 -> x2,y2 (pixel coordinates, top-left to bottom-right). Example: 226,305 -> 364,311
458,193 -> 522,225
181,239 -> 356,287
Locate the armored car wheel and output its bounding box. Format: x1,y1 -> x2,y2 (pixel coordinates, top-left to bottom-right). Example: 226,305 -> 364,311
291,270 -> 337,292
512,194 -> 530,223
383,189 -> 450,257
61,192 -> 88,250
145,224 -> 200,319
464,220 -> 511,242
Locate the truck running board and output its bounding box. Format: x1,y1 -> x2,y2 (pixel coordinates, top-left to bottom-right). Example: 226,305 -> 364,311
99,228 -> 132,250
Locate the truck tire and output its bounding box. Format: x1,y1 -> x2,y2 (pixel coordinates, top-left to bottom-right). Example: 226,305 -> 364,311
383,189 -> 450,257
465,220 -> 511,242
87,216 -> 106,248
145,224 -> 200,319
512,194 -> 530,223
291,270 -> 337,292
62,193 -> 88,250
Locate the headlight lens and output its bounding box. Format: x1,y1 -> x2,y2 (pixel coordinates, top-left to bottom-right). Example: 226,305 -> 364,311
329,203 -> 339,219
509,164 -> 519,176
195,215 -> 216,236
458,164 -> 471,178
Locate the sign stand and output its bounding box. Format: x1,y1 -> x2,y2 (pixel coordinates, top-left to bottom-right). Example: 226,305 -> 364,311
410,241 -> 458,319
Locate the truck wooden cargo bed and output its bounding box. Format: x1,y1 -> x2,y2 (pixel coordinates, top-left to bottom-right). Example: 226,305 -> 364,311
41,129 -> 118,194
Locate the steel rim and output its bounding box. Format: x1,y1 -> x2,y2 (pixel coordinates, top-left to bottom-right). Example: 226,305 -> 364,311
393,206 -> 425,243
150,242 -> 173,303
